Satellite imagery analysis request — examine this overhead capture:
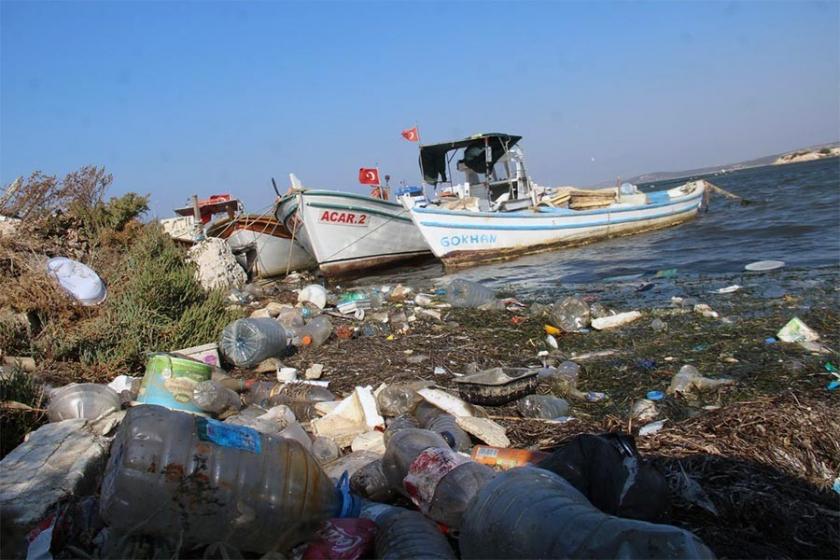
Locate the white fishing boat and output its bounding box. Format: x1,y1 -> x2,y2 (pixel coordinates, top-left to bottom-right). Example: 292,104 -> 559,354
206,214 -> 315,278
275,180 -> 431,276
403,133 -> 707,268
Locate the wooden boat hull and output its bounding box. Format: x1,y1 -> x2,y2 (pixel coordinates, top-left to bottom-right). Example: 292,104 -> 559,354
207,215 -> 315,277
406,182 -> 706,268
275,190 -> 431,277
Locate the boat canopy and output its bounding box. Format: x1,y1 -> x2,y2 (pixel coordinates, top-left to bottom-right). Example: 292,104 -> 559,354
420,133 -> 522,184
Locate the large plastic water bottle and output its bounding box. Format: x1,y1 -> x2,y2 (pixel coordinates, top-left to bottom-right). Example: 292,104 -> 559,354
361,503 -> 456,559
383,415 -> 420,445
516,394 -> 570,419
219,318 -> 293,368
459,467 -> 714,559
100,405 -> 357,554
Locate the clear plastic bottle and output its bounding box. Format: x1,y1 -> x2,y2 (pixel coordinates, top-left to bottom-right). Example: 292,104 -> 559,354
383,415 -> 420,445
100,405 -> 357,554
548,297 -> 591,332
192,380 -> 242,418
446,278 -> 498,308
219,318 -> 293,368
459,467 -> 714,559
361,503 -> 456,560
377,382 -> 428,417
311,436 -> 341,465
350,459 -> 396,503
516,394 -> 570,419
293,316 -> 333,349
276,306 -> 305,330
244,380 -> 335,408
424,414 -> 472,452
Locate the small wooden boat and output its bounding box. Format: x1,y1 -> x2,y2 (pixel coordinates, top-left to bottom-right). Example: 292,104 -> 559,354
404,133 -> 707,268
206,214 -> 315,278
275,188 -> 431,277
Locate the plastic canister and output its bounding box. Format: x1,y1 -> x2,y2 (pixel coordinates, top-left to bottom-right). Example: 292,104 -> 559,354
136,353 -> 212,414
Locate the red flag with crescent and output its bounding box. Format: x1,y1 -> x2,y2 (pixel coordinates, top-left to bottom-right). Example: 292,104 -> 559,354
358,168 -> 380,185
401,127 -> 419,142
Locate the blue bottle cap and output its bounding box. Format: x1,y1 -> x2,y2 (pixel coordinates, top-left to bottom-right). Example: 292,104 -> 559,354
646,390 -> 665,401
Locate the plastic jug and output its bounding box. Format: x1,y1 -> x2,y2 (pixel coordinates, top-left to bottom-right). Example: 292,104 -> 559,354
383,415 -> 420,445
219,318 -> 293,368
381,428 -> 450,493
100,405 -> 357,553
361,503 -> 456,559
351,459 -> 396,503
459,467 -> 714,559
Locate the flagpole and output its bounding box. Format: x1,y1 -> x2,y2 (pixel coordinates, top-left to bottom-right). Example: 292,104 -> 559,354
415,122 -> 428,193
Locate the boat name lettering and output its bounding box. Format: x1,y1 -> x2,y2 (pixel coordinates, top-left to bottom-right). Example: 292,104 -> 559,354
318,210 -> 368,227
441,233 -> 497,247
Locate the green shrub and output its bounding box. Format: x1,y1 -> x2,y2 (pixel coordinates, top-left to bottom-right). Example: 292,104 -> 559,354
0,366 -> 46,458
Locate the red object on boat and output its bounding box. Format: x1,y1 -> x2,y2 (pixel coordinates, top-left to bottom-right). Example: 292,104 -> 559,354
174,194 -> 240,224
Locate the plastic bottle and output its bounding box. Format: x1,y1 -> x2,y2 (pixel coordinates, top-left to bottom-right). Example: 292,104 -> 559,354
244,381 -> 335,408
459,467 -> 714,559
402,446 -> 495,529
293,316 -> 333,349
446,278 -> 498,308
516,394 -> 570,419
361,503 -> 456,559
100,405 -> 358,554
412,400 -> 444,426
548,297 -> 591,332
276,306 -> 305,330
219,318 -> 293,368
381,428 -> 450,493
311,436 -> 341,465
376,382 -> 428,417
424,414 -> 472,452
192,380 -> 242,418
548,361 -> 583,399
350,459 -> 396,503
383,415 -> 420,445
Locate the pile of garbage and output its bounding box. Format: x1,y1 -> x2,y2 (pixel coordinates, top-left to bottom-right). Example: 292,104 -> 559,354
2,268 -> 838,558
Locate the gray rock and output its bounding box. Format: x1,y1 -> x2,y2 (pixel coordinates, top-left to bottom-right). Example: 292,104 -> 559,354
0,419 -> 111,554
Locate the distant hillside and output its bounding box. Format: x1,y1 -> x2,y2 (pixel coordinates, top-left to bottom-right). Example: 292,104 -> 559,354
621,141 -> 840,185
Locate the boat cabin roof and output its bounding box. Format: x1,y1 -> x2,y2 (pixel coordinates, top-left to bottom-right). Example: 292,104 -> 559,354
420,133 -> 522,184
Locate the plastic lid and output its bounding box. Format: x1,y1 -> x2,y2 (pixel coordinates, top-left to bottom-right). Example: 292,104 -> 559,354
46,257 -> 107,305
301,335 -> 313,346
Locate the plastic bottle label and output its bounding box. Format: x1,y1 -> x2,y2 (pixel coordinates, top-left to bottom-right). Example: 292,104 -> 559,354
403,448 -> 468,513
197,417 -> 262,454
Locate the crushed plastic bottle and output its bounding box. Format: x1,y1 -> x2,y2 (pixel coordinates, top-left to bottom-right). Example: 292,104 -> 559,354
244,380 -> 335,408
100,405 -> 359,554
376,382 -> 429,417
459,467 -> 713,559
350,459 -> 396,503
311,436 -> 341,465
424,413 -> 472,452
549,297 -> 591,332
516,394 -> 570,419
446,278 -> 499,309
547,361 -> 583,398
192,380 -> 242,418
667,364 -> 735,395
361,503 -> 456,559
219,318 -> 293,368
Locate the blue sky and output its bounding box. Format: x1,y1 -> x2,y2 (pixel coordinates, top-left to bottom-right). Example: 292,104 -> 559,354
2,1 -> 838,216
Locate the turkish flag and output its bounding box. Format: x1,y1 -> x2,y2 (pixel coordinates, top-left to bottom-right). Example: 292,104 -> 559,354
401,127 -> 419,142
358,168 -> 380,185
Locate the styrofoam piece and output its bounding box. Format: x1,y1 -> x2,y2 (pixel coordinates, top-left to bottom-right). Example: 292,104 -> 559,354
350,431 -> 386,454
456,416 -> 509,448
310,386 -> 384,448
417,388 -> 475,418
591,311 -> 642,330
